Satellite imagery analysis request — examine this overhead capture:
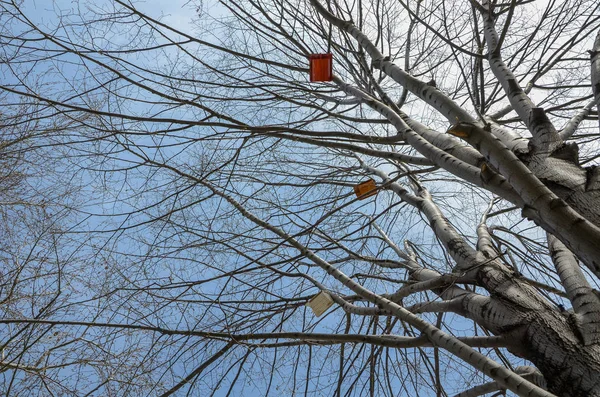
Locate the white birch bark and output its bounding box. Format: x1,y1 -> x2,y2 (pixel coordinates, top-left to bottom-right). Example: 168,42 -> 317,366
547,233 -> 600,345
479,0 -> 561,155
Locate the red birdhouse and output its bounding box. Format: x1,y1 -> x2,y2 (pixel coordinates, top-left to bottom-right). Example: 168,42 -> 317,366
309,53 -> 333,82
354,179 -> 377,200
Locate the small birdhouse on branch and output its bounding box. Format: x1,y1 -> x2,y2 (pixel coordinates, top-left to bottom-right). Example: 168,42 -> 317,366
309,53 -> 333,82
306,291 -> 334,317
354,179 -> 377,200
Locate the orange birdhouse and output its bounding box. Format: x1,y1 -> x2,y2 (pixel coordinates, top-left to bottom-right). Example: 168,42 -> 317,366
354,179 -> 377,200
309,53 -> 333,82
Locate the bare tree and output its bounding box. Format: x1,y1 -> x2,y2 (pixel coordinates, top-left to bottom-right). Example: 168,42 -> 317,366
1,0 -> 600,395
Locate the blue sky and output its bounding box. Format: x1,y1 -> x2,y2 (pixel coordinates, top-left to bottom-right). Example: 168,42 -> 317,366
2,0 -> 583,395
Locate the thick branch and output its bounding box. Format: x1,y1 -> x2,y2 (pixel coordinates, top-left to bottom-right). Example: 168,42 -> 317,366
477,199 -> 500,258
310,0 -> 476,124
548,233 -> 600,345
480,0 -> 561,154
448,122 -> 600,277
335,77 -> 522,204
560,101 -> 596,140
140,153 -> 553,396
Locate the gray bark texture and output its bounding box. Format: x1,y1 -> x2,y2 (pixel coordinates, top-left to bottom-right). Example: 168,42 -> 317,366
312,0 -> 600,395
2,0 -> 600,396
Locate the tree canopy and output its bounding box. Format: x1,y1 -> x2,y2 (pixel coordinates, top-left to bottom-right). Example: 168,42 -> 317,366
1,0 -> 600,395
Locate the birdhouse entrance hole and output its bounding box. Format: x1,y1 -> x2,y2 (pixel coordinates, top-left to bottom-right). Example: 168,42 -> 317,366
309,53 -> 333,82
